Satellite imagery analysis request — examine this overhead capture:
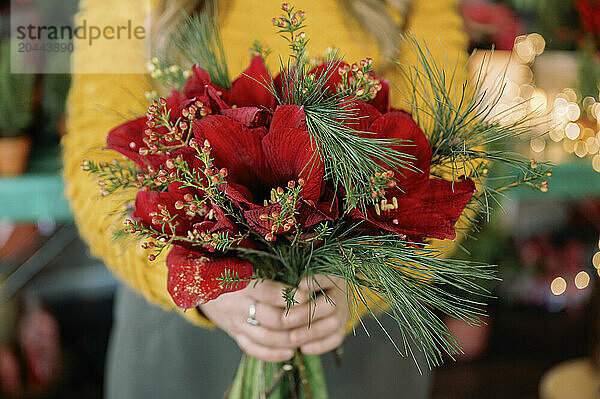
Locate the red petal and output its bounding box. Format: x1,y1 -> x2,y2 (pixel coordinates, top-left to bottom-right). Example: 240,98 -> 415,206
369,78 -> 390,113
133,189 -> 198,236
361,178 -> 475,240
204,86 -> 230,113
349,100 -> 382,131
184,65 -> 231,104
229,56 -> 276,108
297,201 -> 335,228
220,107 -> 272,128
262,127 -> 323,203
243,203 -> 282,235
309,60 -> 344,94
221,181 -> 256,207
166,245 -> 253,308
193,115 -> 268,189
106,117 -> 165,168
193,204 -> 240,251
270,105 -> 306,131
183,65 -> 212,98
368,111 -> 432,194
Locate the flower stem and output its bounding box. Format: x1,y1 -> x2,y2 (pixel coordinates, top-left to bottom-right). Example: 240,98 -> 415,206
293,349 -> 313,399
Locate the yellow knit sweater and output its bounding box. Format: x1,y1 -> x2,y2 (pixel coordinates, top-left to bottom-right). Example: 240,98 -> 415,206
63,0 -> 467,327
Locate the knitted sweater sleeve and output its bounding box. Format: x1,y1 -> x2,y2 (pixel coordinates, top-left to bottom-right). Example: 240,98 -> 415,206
62,0 -> 212,326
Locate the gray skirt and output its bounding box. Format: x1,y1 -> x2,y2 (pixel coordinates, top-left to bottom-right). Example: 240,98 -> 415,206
105,284 -> 431,399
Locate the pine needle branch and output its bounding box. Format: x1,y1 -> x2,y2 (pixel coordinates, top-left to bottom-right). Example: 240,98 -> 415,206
168,3 -> 230,89
396,34 -> 552,221
306,234 -> 496,368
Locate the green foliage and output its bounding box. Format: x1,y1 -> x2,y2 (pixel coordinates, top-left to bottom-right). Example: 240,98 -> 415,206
0,40 -> 35,135
168,1 -> 230,89
81,159 -> 142,195
217,269 -> 252,290
308,235 -> 496,368
398,35 -> 551,223
264,55 -> 415,210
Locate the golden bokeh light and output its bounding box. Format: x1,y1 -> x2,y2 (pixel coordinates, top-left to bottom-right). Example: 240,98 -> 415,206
586,137 -> 599,154
583,96 -> 596,110
530,138 -> 546,153
565,123 -> 581,140
563,88 -> 578,103
566,103 -> 581,122
563,139 -> 575,153
593,155 -> 600,172
550,277 -> 567,296
592,251 -> 600,268
527,33 -> 546,55
574,271 -> 590,290
530,89 -> 547,113
549,129 -> 564,142
514,40 -> 535,64
520,84 -> 535,100
594,103 -> 600,119
574,141 -> 588,158
554,97 -> 568,114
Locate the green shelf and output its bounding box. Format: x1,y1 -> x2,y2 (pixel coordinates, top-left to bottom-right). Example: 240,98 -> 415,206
0,146 -> 72,222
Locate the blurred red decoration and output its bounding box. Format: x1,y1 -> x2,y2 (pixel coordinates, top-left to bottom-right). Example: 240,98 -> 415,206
461,0 -> 526,50
576,0 -> 600,48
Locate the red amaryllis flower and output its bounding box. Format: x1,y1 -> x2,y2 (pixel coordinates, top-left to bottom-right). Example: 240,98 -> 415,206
105,92 -> 197,169
133,182 -> 253,307
106,56 -> 276,170
166,204 -> 254,308
133,182 -> 205,238
166,244 -> 253,308
186,55 -> 276,110
350,104 -> 475,241
192,104 -> 335,238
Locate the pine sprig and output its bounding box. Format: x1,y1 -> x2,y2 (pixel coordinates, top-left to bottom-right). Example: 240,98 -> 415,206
397,34 -> 552,221
168,1 -> 230,89
217,269 -> 253,290
303,104 -> 416,209
258,54 -> 417,209
253,7 -> 418,209
81,159 -> 142,196
307,235 -> 496,368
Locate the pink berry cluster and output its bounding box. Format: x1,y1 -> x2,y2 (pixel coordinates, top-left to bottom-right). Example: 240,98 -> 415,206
369,170 -> 396,199
258,178 -> 305,241
337,58 -> 383,101
136,98 -> 208,157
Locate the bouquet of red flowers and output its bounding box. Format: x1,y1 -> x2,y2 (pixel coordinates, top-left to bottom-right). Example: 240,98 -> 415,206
83,3 -> 550,398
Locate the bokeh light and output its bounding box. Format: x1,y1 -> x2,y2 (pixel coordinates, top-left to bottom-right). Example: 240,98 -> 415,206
550,277 -> 567,296
592,251 -> 600,268
565,123 -> 580,140
574,271 -> 590,290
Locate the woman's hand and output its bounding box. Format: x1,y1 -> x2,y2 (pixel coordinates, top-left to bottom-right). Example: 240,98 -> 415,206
199,275 -> 348,362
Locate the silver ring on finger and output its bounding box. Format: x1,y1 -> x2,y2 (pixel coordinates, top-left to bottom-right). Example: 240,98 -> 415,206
247,302 -> 259,326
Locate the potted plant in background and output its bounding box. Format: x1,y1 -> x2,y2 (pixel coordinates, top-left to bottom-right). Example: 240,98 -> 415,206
0,40 -> 35,177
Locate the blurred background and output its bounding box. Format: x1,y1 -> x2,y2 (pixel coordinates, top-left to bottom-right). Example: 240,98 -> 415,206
1,0 -> 600,398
